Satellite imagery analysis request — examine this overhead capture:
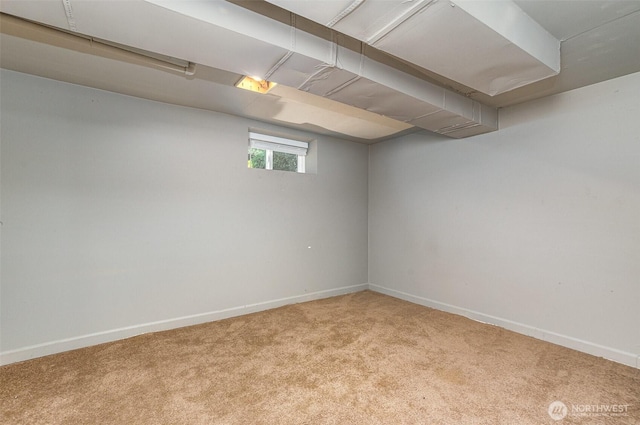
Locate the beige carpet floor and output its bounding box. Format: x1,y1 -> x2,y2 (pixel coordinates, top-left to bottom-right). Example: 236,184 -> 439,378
1,290 -> 638,424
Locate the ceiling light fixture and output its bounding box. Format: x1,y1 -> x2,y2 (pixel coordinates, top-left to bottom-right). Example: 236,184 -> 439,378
235,76 -> 276,94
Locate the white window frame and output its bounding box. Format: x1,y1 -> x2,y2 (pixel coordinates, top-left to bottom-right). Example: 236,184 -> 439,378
249,132 -> 308,173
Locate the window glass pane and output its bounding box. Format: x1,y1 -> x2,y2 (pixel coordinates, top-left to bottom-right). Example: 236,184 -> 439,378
273,151 -> 298,172
248,148 -> 266,169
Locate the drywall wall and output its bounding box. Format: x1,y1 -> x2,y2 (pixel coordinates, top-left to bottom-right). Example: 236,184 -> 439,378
0,70 -> 369,364
369,71 -> 640,368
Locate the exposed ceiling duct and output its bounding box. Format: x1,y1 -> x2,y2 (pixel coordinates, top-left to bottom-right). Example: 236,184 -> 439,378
272,44 -> 497,138
143,0 -> 498,138
265,0 -> 561,97
0,0 -> 498,138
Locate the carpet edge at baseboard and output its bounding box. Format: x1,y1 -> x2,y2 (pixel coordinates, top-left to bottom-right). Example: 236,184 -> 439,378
368,284 -> 639,370
0,283 -> 368,366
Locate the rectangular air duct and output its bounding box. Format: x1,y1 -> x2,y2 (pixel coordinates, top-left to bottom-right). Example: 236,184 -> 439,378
142,0 -> 497,137
259,31 -> 497,137
266,0 -> 561,96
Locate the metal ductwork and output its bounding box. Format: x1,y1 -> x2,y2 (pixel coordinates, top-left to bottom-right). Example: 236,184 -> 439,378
0,0 -> 500,138
267,44 -> 496,138
146,0 -> 497,138
265,0 -> 561,97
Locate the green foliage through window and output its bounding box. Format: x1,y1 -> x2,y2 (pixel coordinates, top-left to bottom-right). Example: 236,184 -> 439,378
248,148 -> 266,169
273,151 -> 298,172
248,132 -> 308,173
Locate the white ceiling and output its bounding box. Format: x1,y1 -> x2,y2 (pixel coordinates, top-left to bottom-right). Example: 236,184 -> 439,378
1,0 -> 639,143
514,0 -> 640,40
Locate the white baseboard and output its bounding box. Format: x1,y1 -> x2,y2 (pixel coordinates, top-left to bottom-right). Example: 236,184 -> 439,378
369,284 -> 639,369
5,283 -> 637,370
0,284 -> 368,366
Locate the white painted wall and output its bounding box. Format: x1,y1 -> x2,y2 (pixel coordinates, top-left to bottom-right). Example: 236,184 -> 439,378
0,70 -> 369,364
3,68 -> 639,368
369,72 -> 640,368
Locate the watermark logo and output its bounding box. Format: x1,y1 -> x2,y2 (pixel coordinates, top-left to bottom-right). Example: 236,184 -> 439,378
548,400 -> 630,420
548,401 -> 568,420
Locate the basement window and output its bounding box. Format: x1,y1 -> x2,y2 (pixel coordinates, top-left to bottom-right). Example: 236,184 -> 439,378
248,132 -> 308,173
